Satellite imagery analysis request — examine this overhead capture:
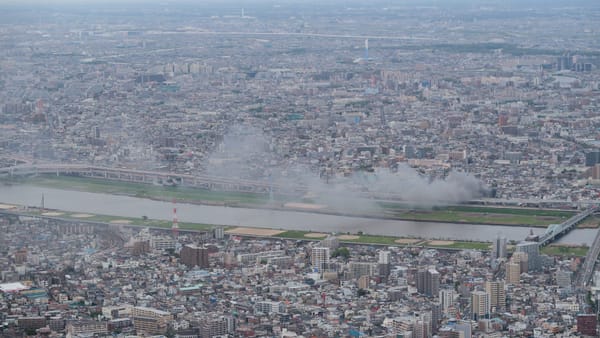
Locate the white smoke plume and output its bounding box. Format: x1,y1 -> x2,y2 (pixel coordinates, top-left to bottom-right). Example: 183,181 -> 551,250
204,124 -> 488,212
365,165 -> 488,206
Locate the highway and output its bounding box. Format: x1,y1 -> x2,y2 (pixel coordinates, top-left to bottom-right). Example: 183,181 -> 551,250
578,226 -> 600,288
537,206 -> 599,246
0,163 -> 305,196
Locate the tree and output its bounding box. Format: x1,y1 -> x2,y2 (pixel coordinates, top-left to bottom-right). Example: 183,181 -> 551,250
331,247 -> 350,260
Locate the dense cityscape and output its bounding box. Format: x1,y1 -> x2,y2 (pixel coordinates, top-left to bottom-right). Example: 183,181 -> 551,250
1,0 -> 600,337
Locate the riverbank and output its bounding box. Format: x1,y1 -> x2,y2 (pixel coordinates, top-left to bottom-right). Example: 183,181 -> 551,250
0,203 -> 588,256
4,174 -> 593,229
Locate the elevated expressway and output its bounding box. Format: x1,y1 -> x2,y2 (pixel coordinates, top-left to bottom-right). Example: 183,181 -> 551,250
537,206 -> 599,247
533,205 -> 600,289
578,228 -> 600,288
0,163 -> 305,196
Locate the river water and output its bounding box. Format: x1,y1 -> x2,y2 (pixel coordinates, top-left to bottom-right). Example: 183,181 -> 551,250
0,185 -> 595,245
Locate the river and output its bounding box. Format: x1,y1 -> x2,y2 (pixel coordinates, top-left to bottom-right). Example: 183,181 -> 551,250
0,185 -> 595,245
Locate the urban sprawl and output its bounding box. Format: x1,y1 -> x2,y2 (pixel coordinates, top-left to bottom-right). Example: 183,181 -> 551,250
1,1 -> 600,337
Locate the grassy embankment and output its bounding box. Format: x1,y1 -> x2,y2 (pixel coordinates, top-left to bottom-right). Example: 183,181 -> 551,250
15,175 -> 274,205
24,207 -> 215,231
379,202 -> 580,227
541,245 -> 589,257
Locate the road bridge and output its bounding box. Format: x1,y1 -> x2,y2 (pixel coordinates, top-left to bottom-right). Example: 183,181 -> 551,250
0,164 -> 306,196
537,206 -> 598,247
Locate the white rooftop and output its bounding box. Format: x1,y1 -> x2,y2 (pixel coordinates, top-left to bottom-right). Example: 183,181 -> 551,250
0,282 -> 29,293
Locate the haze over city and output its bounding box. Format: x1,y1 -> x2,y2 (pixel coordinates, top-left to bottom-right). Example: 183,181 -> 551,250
1,0 -> 600,337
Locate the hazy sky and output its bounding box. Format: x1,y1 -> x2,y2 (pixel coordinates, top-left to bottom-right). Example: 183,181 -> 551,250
1,0 -> 599,5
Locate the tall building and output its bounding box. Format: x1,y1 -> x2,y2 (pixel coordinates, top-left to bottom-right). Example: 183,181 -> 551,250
577,314 -> 597,336
150,236 -> 177,251
427,268 -> 440,298
413,318 -> 430,338
511,252 -> 529,273
586,150 -> 600,167
66,321 -> 108,336
254,301 -> 285,315
311,247 -> 330,271
417,268 -> 440,297
515,242 -> 539,271
199,316 -> 228,337
485,280 -> 506,312
556,270 -> 573,289
320,236 -> 339,249
591,164 -> 600,180
431,303 -> 442,334
439,289 -> 456,313
131,307 -> 173,335
471,290 -> 490,320
131,240 -> 150,256
349,262 -> 376,279
14,248 -> 27,264
557,54 -> 573,71
417,269 -> 426,294
378,250 -> 391,279
454,322 -> 472,338
378,250 -> 390,264
213,227 -> 224,240
358,275 -> 370,289
180,245 -> 209,268
491,236 -> 507,260
506,261 -> 521,284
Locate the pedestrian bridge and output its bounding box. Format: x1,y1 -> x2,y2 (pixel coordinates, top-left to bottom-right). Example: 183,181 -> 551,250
537,205 -> 598,247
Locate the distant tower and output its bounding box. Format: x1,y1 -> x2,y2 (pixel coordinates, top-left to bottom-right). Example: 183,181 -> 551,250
172,199 -> 179,239
492,235 -> 507,260
364,39 -> 369,60
241,8 -> 245,18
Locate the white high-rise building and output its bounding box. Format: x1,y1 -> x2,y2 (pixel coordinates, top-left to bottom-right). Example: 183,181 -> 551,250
311,247 -> 330,271
379,250 -> 390,264
439,289 -> 456,313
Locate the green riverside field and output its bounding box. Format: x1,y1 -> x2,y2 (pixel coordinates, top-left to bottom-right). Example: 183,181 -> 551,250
2,205 -> 589,256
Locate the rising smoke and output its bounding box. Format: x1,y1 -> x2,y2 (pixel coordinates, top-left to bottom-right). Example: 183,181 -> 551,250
364,165 -> 489,206
204,124 -> 489,212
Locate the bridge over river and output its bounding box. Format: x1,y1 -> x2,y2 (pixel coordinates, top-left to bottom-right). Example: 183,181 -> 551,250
0,163 -> 305,196
537,206 -> 599,247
